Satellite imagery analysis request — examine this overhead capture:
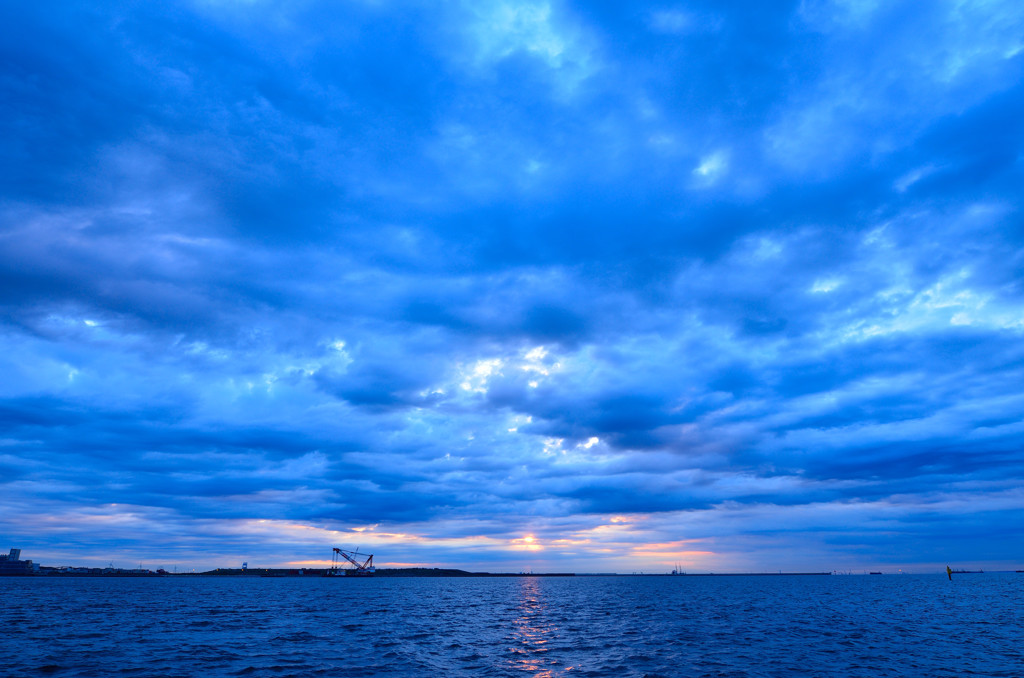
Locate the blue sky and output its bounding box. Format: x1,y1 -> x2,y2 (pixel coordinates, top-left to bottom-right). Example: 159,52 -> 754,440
2,0 -> 1023,573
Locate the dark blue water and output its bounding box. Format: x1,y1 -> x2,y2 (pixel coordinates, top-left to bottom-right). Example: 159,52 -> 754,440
2,574 -> 1021,677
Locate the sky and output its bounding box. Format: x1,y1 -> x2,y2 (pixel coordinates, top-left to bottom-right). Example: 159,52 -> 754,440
2,0 -> 1023,574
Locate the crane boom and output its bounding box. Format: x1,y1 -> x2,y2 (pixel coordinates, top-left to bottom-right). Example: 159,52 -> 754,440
328,547 -> 375,576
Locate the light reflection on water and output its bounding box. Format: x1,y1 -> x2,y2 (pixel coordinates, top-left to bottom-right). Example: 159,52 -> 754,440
506,576 -> 558,676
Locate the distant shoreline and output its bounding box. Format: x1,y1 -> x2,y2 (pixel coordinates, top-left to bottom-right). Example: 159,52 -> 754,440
7,564 -> 1017,579
3,566 -> 844,578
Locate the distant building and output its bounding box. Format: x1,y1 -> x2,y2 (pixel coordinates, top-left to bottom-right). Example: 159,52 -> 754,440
0,548 -> 36,575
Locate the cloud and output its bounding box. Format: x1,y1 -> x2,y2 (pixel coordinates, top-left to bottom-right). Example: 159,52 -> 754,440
459,0 -> 598,89
1,0 -> 1022,573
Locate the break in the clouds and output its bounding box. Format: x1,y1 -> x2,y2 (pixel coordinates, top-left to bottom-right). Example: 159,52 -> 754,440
2,0 -> 1023,573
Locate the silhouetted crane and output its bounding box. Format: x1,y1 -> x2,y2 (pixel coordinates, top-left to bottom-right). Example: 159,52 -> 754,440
329,547 -> 375,576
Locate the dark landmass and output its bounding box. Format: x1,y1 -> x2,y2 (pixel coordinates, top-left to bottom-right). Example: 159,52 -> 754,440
11,566 -> 843,577
6,567 -> 1016,577
4,545 -> 1014,578
199,567 -> 576,577
4,566 -> 576,577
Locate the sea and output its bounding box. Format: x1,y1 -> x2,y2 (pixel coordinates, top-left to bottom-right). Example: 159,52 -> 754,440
2,573 -> 1021,677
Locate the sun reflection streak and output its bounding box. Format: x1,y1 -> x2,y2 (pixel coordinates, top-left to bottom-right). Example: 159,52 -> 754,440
505,577 -> 565,677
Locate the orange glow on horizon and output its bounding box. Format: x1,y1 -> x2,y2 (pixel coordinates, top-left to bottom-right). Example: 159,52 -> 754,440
288,559 -> 444,569
630,539 -> 715,562
289,559 -> 334,567
630,549 -> 715,559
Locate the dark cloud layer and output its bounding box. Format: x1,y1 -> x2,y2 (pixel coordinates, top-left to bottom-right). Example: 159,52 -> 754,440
1,0 -> 1023,572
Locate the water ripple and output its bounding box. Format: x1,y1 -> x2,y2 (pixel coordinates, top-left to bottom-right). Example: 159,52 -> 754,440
2,574 -> 1022,677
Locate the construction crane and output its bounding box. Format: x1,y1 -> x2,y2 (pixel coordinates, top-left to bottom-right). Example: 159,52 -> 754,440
329,547 -> 375,576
